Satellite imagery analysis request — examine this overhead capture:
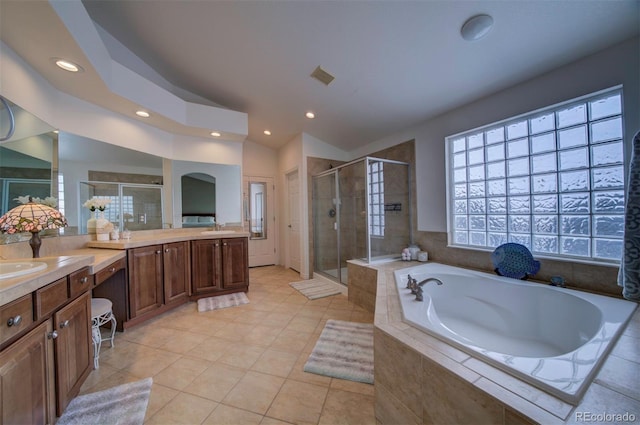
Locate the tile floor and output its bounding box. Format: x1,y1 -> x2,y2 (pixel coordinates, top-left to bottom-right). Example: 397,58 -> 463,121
80,265 -> 377,425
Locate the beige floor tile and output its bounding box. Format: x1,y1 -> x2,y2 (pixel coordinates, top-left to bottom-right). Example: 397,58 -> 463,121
287,353 -> 332,387
144,383 -> 180,421
243,325 -> 283,346
120,349 -> 181,378
318,388 -> 376,425
153,356 -> 211,390
72,266 -> 375,425
214,322 -> 257,342
203,404 -> 264,425
251,348 -> 299,378
147,392 -> 218,425
285,316 -> 321,333
266,379 -> 329,425
184,362 -> 246,402
156,330 -> 209,354
186,336 -> 233,362
223,371 -> 285,415
218,342 -> 265,369
270,329 -> 313,354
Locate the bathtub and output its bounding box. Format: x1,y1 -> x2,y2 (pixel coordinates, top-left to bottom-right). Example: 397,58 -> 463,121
394,262 -> 637,404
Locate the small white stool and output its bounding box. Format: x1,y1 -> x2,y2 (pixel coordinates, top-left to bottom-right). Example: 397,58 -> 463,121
91,298 -> 117,369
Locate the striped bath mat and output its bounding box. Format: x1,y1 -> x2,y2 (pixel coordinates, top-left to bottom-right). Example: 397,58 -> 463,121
289,279 -> 342,300
304,319 -> 374,384
197,292 -> 249,312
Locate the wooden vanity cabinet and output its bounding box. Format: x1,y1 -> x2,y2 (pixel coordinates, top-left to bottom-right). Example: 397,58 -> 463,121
0,320 -> 56,425
127,241 -> 189,324
190,237 -> 248,298
0,265 -> 92,424
53,291 -> 92,416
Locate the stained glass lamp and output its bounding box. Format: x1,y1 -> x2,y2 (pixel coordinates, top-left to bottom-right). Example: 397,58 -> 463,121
0,198 -> 67,258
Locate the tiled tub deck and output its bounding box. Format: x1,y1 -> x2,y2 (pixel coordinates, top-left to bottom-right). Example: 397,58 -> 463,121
347,260 -> 640,425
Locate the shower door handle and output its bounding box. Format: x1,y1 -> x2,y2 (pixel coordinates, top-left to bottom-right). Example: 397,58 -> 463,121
334,222 -> 337,230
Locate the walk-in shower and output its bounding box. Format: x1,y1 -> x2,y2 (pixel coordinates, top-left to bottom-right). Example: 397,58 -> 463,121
312,157 -> 411,285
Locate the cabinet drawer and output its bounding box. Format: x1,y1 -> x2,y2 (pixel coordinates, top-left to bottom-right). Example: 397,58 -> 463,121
0,294 -> 34,346
95,258 -> 126,286
69,267 -> 92,298
35,277 -> 69,320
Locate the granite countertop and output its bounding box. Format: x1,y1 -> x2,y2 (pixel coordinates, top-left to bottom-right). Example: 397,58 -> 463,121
0,255 -> 94,305
0,229 -> 249,307
86,229 -> 250,250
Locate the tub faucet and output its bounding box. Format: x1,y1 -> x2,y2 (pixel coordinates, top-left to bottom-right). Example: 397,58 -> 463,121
418,277 -> 444,287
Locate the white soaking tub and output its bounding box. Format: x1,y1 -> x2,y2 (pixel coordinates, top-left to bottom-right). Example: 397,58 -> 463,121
394,262 -> 637,404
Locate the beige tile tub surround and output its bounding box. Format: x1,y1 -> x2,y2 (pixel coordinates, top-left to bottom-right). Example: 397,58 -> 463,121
348,260 -> 640,425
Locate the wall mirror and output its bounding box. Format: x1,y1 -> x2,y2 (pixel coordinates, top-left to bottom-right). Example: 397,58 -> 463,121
0,98 -> 240,245
248,181 -> 267,239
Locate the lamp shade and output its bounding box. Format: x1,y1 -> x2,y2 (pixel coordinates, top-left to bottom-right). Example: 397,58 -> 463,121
0,200 -> 67,258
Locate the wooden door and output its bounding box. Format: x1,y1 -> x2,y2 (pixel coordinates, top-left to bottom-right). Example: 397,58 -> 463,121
128,245 -> 163,317
0,320 -> 55,425
163,241 -> 190,305
222,237 -> 249,289
191,239 -> 222,295
54,291 -> 92,415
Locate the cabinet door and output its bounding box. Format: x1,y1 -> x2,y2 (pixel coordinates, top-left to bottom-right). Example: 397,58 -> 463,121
163,241 -> 190,305
54,291 -> 92,416
191,239 -> 222,295
0,320 -> 55,425
222,238 -> 249,289
128,245 -> 164,318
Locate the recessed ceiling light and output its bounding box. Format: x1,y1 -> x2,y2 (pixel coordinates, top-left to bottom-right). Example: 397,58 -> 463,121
136,110 -> 150,118
461,14 -> 494,41
54,58 -> 83,73
305,111 -> 315,119
210,131 -> 221,137
264,130 -> 272,136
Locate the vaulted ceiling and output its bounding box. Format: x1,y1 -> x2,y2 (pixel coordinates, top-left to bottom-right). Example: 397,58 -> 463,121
2,0 -> 639,151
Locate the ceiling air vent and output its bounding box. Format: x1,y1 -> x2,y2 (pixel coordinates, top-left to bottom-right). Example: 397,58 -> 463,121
310,66 -> 335,86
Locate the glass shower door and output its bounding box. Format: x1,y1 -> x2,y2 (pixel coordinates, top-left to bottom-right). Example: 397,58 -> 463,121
313,172 -> 340,281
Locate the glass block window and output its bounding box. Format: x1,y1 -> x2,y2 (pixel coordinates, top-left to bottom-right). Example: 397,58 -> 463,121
369,161 -> 385,237
447,87 -> 625,262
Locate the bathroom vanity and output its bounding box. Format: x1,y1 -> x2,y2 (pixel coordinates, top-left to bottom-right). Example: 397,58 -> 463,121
0,229 -> 250,423
0,256 -> 94,424
87,229 -> 250,329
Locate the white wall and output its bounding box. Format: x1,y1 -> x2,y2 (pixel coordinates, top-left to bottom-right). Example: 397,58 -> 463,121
243,140 -> 279,177
353,37 -> 640,233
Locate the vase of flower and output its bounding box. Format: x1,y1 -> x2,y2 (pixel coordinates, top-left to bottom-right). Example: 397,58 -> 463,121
95,210 -> 110,240
87,210 -> 97,234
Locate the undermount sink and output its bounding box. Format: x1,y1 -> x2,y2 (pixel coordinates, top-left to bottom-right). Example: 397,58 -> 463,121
0,261 -> 48,279
200,230 -> 236,235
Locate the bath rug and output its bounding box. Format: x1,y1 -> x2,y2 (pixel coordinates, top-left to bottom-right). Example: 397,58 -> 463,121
57,377 -> 152,425
197,292 -> 249,312
289,278 -> 342,300
304,319 -> 374,384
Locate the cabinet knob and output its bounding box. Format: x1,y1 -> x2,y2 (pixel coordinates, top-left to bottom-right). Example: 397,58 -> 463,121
80,276 -> 88,284
223,243 -> 228,246
156,250 -> 161,254
48,331 -> 58,339
109,267 -> 116,273
6,315 -> 22,327
165,248 -> 169,253
60,320 -> 70,329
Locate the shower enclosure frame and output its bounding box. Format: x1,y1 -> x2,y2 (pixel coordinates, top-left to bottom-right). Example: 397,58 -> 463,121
313,156 -> 412,285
